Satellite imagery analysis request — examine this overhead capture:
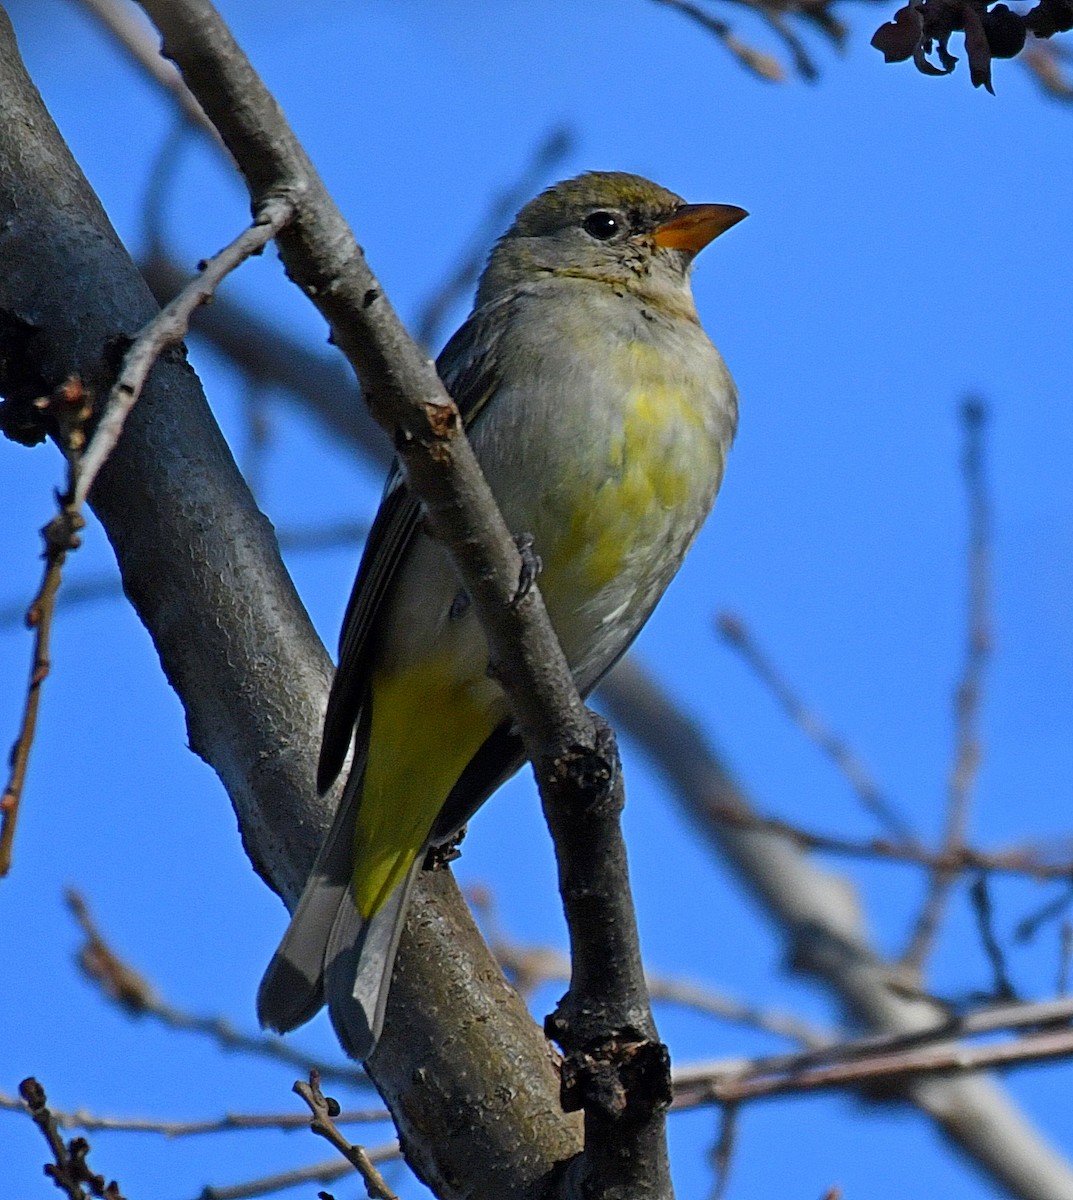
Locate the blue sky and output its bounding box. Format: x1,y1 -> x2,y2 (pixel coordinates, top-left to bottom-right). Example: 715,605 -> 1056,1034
2,2 -> 1073,1197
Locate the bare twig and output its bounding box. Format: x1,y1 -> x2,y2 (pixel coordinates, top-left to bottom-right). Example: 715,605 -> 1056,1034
716,611 -> 916,844
294,1073 -> 400,1200
902,398 -> 992,973
649,0 -> 786,80
196,1157 -> 358,1200
66,890 -> 367,1088
470,892 -> 829,1048
673,1023 -> 1073,1108
676,993 -> 1073,1084
413,126 -> 575,349
1015,882 -> 1073,943
970,875 -> 1017,1000
74,198 -> 293,507
16,1078 -> 127,1200
659,800 -> 1073,879
1,201 -> 292,878
1,380 -> 90,876
0,1091 -> 388,1136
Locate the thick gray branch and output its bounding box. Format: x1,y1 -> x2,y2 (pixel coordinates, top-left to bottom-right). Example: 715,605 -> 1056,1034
0,11 -> 577,1199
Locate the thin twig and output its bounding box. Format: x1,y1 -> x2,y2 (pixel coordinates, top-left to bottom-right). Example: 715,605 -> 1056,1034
649,0 -> 786,80
1,380 -> 90,876
16,1078 -> 127,1200
66,890 -> 367,1088
2,202 -> 293,878
293,1073 -> 400,1200
672,1023 -> 1073,1108
413,126 -> 575,349
902,398 -> 992,973
74,198 -> 294,508
679,993 -> 1073,1085
716,611 -> 916,844
1015,882 -> 1073,943
970,875 -> 1016,1000
0,1092 -> 388,1136
196,1157 -> 356,1200
471,897 -> 829,1048
671,801 -> 1073,879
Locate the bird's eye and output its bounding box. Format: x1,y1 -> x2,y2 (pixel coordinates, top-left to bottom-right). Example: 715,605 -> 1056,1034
582,211 -> 622,241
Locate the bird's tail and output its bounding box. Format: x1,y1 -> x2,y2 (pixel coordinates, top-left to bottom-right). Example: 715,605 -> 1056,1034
256,766 -> 420,1060
323,858 -> 420,1060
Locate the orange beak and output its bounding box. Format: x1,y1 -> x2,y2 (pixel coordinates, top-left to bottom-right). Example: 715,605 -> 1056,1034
652,203 -> 748,253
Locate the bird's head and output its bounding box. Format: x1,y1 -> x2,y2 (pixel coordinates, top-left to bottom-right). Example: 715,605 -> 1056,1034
477,171 -> 746,310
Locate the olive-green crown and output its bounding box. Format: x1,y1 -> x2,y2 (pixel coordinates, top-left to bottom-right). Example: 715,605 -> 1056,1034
509,172 -> 685,238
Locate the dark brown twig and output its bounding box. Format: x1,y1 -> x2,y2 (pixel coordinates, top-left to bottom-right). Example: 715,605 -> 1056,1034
970,875 -> 1017,1000
16,1078 -> 127,1200
293,1073 -> 400,1200
1,380 -> 90,876
902,398 -> 992,973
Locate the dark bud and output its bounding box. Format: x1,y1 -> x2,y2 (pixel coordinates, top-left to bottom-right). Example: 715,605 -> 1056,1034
983,5 -> 1027,56
1026,0 -> 1073,35
871,4 -> 925,61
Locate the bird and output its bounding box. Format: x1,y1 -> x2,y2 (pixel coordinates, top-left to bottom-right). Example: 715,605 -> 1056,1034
257,171 -> 746,1060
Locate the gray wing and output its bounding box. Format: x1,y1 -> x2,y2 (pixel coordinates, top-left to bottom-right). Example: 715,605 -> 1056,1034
316,298 -> 511,794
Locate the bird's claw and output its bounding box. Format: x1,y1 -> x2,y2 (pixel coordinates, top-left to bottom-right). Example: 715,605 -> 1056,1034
512,532 -> 542,606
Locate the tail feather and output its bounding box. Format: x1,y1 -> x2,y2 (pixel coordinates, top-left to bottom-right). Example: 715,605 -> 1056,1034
256,770 -> 362,1034
324,859 -> 421,1060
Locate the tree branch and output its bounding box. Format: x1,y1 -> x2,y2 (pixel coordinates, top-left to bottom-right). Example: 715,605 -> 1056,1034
129,174 -> 1073,1200
0,10 -> 577,1199
599,658 -> 1073,1200
134,2 -> 672,1195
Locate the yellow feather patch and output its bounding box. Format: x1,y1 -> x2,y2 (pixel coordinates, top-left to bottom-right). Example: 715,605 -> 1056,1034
353,654 -> 500,918
543,348 -> 703,598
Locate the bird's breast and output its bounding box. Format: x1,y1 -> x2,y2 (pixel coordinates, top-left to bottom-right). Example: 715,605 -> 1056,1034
475,311 -> 736,687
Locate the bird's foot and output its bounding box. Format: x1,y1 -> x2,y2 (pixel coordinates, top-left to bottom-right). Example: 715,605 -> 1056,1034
512,532 -> 542,606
